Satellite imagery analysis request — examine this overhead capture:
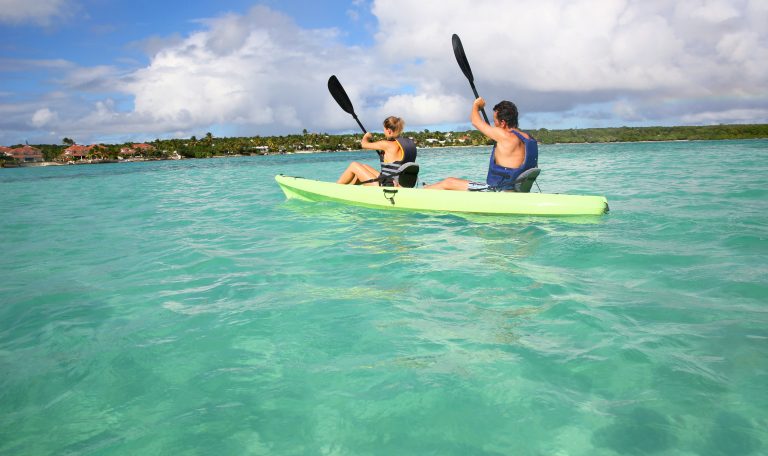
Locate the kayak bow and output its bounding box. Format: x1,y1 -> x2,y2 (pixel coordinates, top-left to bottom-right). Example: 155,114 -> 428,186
275,175 -> 608,216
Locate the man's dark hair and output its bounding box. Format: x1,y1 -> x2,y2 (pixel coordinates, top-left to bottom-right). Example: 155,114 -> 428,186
493,101 -> 518,128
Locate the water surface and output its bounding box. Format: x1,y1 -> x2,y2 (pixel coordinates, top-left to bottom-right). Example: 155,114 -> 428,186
1,140 -> 767,455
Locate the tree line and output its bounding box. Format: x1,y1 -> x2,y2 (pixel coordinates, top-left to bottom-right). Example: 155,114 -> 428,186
4,124 -> 767,162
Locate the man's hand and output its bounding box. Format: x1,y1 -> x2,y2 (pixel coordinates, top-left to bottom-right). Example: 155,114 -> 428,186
474,97 -> 486,110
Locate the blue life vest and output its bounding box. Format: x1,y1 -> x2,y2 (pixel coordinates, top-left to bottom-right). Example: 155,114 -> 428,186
379,137 -> 417,186
486,130 -> 538,190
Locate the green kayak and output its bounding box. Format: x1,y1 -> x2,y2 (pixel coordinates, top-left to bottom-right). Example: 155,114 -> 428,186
275,175 -> 608,216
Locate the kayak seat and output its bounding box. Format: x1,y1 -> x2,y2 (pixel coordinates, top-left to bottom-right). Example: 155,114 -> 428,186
392,162 -> 420,188
513,167 -> 540,193
361,162 -> 420,188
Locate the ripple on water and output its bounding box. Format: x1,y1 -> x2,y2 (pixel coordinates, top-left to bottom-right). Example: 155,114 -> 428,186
1,144 -> 767,454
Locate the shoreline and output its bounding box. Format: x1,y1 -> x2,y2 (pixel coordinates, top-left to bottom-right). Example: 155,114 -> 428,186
3,138 -> 766,169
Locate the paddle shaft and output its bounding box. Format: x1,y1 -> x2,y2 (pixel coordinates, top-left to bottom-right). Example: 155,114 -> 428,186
468,80 -> 490,124
352,116 -> 367,134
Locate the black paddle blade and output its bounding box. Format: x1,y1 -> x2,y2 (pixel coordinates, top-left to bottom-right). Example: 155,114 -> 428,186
452,33 -> 489,124
328,75 -> 356,115
452,34 -> 474,82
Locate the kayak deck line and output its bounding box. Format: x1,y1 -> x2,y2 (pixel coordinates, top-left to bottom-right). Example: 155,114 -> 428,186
275,175 -> 609,216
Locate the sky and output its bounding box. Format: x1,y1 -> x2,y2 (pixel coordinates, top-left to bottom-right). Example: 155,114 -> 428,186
1,0 -> 766,145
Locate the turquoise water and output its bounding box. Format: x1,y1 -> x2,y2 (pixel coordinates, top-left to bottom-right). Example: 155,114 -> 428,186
1,140 -> 767,455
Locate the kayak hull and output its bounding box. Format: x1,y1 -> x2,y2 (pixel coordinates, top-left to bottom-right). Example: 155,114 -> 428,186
275,175 -> 608,216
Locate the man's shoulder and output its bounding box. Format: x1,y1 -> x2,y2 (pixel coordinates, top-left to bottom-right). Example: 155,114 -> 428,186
508,128 -> 531,140
496,128 -> 525,145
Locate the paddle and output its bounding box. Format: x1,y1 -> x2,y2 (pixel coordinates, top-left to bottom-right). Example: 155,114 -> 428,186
328,75 -> 368,134
452,33 -> 490,124
328,75 -> 383,161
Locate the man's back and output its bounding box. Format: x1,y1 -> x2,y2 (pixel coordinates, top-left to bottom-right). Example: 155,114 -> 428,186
491,127 -> 528,169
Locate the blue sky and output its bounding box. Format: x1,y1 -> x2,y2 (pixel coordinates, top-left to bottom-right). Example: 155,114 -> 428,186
1,0 -> 766,145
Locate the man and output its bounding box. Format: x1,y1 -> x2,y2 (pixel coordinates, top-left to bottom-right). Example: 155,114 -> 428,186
425,97 -> 538,191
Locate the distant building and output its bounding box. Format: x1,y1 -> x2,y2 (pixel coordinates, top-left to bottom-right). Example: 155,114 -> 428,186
120,143 -> 155,156
0,146 -> 13,157
132,143 -> 155,152
63,144 -> 107,160
8,145 -> 44,162
63,144 -> 92,160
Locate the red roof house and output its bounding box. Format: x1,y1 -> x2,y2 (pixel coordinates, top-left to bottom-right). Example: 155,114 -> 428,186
64,144 -> 90,158
132,143 -> 155,151
120,143 -> 155,156
9,145 -> 44,162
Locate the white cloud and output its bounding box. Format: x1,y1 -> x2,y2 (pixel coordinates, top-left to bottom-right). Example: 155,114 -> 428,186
613,100 -> 641,122
378,93 -> 464,126
0,6 -> 381,144
31,108 -> 57,127
59,65 -> 122,91
1,0 -> 766,145
0,0 -> 73,25
682,108 -> 768,124
679,0 -> 740,23
123,6 -> 381,135
369,0 -> 766,126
